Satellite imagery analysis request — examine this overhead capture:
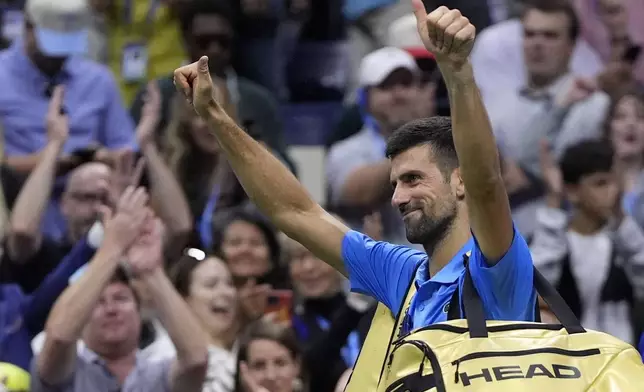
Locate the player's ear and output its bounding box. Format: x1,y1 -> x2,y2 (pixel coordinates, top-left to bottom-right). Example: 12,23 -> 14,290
450,168 -> 465,200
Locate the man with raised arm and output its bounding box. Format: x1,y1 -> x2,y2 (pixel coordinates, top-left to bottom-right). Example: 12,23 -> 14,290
173,0 -> 536,331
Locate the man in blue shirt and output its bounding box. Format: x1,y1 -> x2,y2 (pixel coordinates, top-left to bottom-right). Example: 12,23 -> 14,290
172,0 -> 536,332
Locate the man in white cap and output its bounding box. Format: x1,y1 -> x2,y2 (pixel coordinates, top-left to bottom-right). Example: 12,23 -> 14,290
326,47 -> 428,245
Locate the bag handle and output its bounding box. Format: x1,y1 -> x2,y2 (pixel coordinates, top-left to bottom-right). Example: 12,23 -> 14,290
461,255 -> 586,338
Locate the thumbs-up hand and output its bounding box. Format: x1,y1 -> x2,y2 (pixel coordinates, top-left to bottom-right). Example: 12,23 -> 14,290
412,0 -> 475,70
173,56 -> 215,116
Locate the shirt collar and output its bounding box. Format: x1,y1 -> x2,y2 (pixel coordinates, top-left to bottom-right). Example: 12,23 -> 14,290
80,345 -> 143,366
519,73 -> 572,101
415,237 -> 475,286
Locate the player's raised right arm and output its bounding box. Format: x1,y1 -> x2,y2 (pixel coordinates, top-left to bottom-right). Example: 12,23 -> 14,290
174,57 -> 349,275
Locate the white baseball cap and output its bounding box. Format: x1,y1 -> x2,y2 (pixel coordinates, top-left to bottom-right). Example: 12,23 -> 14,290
387,14 -> 434,59
358,46 -> 420,87
25,0 -> 90,56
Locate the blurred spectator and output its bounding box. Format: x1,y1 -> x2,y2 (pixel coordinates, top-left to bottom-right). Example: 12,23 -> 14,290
284,235 -> 372,392
235,0 -> 310,99
235,320 -> 308,392
212,208 -> 290,324
574,0 -> 644,88
0,235 -> 96,372
130,0 -> 294,172
143,252 -> 240,392
639,332 -> 644,360
531,140 -> 644,343
604,88 -> 644,219
92,0 -> 187,105
32,195 -> 209,392
326,13 -> 442,149
326,47 -> 428,244
489,0 -> 610,236
0,0 -> 136,175
343,0 -> 412,94
134,82 -> 193,256
162,84 -> 252,249
1,85 -> 190,293
472,0 -> 604,106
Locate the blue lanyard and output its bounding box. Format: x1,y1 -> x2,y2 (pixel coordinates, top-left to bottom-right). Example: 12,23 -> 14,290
315,316 -> 361,368
198,184 -> 220,250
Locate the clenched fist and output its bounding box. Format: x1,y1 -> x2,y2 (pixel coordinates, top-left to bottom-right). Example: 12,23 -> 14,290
412,0 -> 475,69
173,56 -> 216,116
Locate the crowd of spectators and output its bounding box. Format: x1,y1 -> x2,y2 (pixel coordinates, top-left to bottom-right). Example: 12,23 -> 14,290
0,0 -> 642,391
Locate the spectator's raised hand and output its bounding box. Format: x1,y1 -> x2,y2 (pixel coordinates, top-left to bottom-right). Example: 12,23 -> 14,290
412,0 -> 475,69
239,280 -> 272,321
538,140 -> 563,208
100,186 -> 150,254
173,56 -> 216,116
239,361 -> 270,392
555,77 -> 597,108
136,81 -> 162,148
46,85 -> 68,143
126,214 -> 164,277
108,150 -> 145,207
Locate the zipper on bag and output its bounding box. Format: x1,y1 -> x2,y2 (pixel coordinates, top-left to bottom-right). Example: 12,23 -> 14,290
451,347 -> 601,384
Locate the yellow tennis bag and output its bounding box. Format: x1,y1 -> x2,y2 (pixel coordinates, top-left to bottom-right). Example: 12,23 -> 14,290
345,255 -> 644,391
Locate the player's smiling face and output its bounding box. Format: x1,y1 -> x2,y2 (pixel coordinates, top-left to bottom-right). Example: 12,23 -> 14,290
390,145 -> 461,246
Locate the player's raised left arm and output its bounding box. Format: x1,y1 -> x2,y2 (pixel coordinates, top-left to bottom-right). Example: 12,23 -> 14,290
412,1 -> 512,263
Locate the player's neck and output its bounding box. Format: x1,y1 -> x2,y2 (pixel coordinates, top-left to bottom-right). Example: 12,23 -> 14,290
426,221 -> 472,277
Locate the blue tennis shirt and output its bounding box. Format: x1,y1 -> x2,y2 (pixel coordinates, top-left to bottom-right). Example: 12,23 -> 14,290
342,226 -> 536,331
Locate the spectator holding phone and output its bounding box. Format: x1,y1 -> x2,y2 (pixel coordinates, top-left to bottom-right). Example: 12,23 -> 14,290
574,0 -> 644,87
143,250 -> 241,392
211,208 -> 290,323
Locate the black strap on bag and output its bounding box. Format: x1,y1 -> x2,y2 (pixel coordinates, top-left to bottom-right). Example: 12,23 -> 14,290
460,255 -> 586,338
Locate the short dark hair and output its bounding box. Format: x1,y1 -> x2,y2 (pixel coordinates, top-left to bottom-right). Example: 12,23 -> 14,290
521,0 -> 580,41
560,140 -> 614,185
178,0 -> 236,36
385,116 -> 459,175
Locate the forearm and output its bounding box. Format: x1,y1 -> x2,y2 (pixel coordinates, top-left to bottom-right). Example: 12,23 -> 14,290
204,103 -> 318,230
141,144 -> 192,249
441,62 -> 501,190
24,238 -> 97,335
8,142 -> 63,260
144,269 -> 208,366
44,246 -> 122,342
39,246 -> 122,384
339,161 -> 392,207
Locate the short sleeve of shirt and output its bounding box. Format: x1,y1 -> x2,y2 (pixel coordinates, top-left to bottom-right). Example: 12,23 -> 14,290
342,230 -> 425,313
468,226 -> 536,321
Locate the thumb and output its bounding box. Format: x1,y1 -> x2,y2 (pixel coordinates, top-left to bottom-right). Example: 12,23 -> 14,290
198,56 -> 210,76
411,0 -> 427,24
